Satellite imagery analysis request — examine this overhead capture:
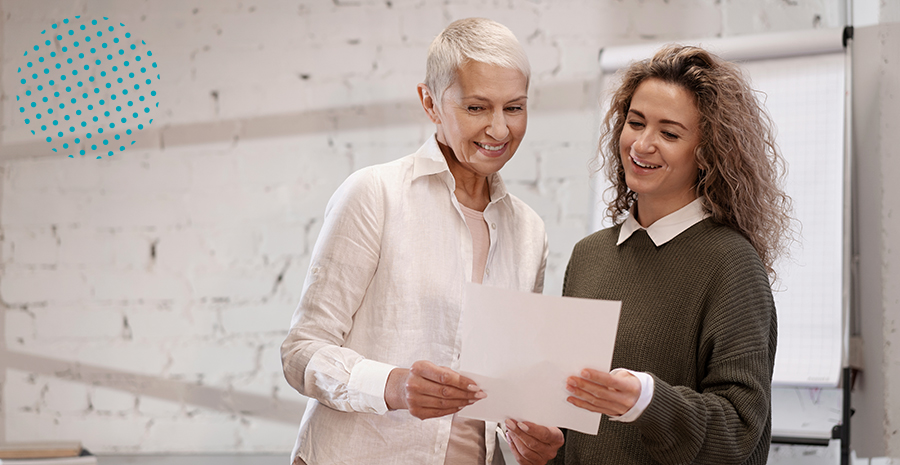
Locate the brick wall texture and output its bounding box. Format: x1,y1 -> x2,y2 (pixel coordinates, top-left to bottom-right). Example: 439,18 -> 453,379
0,0 -> 840,454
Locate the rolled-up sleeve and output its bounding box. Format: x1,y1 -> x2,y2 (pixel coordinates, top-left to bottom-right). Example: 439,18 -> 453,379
281,168 -> 392,413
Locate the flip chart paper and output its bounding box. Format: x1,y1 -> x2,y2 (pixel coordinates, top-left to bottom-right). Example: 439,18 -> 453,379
457,283 -> 621,435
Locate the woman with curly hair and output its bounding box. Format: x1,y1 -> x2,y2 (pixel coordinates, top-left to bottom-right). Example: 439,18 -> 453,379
551,45 -> 792,465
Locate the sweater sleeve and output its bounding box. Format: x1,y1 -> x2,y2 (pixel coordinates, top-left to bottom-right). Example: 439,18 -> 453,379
280,168 -> 395,414
634,246 -> 776,465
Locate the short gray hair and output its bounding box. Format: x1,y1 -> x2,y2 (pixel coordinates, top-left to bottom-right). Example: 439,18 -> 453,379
424,18 -> 530,107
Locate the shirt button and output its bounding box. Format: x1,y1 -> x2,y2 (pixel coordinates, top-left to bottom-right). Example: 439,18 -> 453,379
491,223 -> 497,229
485,268 -> 490,276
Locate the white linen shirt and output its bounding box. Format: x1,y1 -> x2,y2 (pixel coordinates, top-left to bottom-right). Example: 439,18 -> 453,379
281,135 -> 548,465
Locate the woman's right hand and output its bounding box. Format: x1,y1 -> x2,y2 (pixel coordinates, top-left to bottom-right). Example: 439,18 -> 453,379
565,368 -> 641,416
385,360 -> 486,420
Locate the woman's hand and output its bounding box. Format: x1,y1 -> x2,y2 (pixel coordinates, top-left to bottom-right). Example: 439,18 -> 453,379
504,419 -> 564,465
565,369 -> 641,416
384,360 -> 485,420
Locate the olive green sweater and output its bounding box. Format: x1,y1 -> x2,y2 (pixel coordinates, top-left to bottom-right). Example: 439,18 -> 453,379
552,219 -> 776,465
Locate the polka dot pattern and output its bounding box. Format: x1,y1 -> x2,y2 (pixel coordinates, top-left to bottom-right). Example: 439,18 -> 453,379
15,16 -> 161,159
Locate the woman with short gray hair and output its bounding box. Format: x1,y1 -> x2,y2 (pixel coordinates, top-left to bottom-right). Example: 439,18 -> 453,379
282,17 -> 563,465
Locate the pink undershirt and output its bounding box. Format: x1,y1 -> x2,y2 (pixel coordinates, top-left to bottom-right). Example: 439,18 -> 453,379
461,204 -> 490,286
444,203 -> 499,464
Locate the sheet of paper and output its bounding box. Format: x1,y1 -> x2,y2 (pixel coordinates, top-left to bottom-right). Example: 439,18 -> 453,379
457,282 -> 621,435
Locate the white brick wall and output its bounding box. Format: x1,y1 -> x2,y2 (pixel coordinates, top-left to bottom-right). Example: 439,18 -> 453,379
0,0 -> 845,454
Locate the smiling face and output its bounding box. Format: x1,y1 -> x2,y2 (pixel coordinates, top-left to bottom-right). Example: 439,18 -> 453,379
619,77 -> 702,225
420,60 -> 528,184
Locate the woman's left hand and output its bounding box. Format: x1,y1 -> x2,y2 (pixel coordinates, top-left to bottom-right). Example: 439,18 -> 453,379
504,419 -> 564,465
565,368 -> 641,416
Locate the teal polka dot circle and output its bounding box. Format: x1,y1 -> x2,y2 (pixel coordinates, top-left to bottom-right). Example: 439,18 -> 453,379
14,16 -> 161,159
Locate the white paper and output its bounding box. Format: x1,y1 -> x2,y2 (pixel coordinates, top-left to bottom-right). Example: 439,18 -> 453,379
457,283 -> 621,435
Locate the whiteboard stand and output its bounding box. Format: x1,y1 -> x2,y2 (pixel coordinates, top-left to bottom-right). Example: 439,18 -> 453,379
836,23 -> 855,465
837,367 -> 852,465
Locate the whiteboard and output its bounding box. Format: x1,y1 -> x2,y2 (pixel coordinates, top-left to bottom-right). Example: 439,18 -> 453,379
771,386 -> 843,440
595,33 -> 848,388
745,53 -> 846,387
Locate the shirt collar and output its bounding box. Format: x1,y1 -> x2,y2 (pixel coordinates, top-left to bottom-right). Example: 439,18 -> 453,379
617,197 -> 709,246
411,134 -> 510,203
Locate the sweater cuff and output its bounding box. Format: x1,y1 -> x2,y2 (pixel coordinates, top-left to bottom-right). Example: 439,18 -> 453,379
348,358 -> 396,414
608,369 -> 654,423
634,374 -> 706,442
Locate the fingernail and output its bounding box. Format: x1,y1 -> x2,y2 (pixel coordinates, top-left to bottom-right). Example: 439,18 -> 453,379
467,384 -> 479,392
517,422 -> 529,433
566,384 -> 575,393
469,399 -> 477,404
505,419 -> 516,430
581,369 -> 590,378
505,431 -> 512,443
474,391 -> 487,399
567,378 -> 577,386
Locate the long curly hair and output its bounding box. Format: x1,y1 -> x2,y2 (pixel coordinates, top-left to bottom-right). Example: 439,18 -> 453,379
599,44 -> 793,277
